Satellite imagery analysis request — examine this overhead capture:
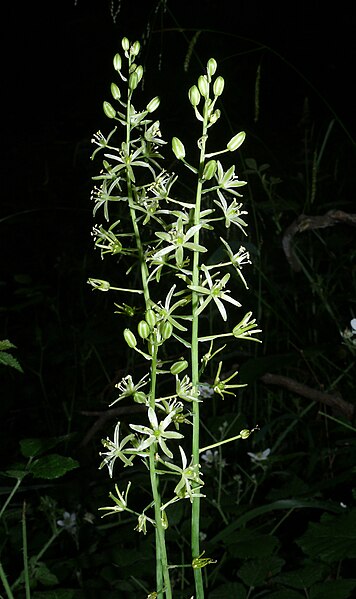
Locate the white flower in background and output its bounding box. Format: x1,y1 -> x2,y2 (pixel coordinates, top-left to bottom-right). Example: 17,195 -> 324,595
198,382 -> 214,399
57,511 -> 77,533
351,318 -> 356,332
247,448 -> 271,464
201,449 -> 227,469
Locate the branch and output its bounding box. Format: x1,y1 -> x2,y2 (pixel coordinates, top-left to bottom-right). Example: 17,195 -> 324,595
260,372 -> 354,421
282,210 -> 356,271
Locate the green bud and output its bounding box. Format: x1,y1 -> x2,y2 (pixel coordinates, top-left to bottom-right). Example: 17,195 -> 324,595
133,391 -> 147,404
122,37 -> 130,52
172,137 -> 186,160
103,101 -> 116,119
137,320 -> 151,339
131,40 -> 140,56
145,309 -> 156,327
146,96 -> 160,113
227,131 -> 246,151
123,328 -> 137,348
188,85 -> 201,107
213,75 -> 225,97
113,53 -> 122,72
161,321 -> 173,340
111,82 -> 121,101
161,510 -> 169,530
135,65 -> 143,83
129,72 -> 139,91
202,159 -> 217,181
207,58 -> 217,78
198,75 -> 209,98
240,429 -> 251,439
170,360 -> 189,375
209,109 -> 221,125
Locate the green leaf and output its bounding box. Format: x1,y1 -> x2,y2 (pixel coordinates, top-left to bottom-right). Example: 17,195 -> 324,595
30,454 -> 79,479
229,530 -> 279,558
275,563 -> 326,589
34,563 -> 59,586
32,591 -> 84,599
265,592 -> 304,599
209,582 -> 247,599
237,557 -> 285,587
20,435 -> 76,458
297,508 -> 356,562
0,339 -> 16,351
0,350 -> 23,372
310,580 -> 356,599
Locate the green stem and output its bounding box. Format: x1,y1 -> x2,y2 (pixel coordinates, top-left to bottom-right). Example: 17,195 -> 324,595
149,343 -> 172,599
0,561 -> 15,599
191,95 -> 210,599
0,458 -> 33,519
22,502 -> 31,599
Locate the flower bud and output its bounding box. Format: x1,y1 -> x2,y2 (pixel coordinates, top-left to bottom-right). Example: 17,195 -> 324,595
145,309 -> 156,327
209,109 -> 220,125
122,37 -> 130,52
111,82 -> 121,100
129,72 -> 139,91
202,159 -> 217,181
207,58 -> 217,78
131,40 -> 140,56
137,320 -> 151,339
103,101 -> 116,119
170,360 -> 189,375
146,96 -> 160,113
161,510 -> 169,530
188,85 -> 201,107
133,391 -> 147,404
113,53 -> 122,72
227,131 -> 246,151
198,75 -> 209,98
161,321 -> 173,340
123,328 -> 137,348
213,75 -> 225,97
172,137 -> 186,160
135,65 -> 143,83
240,429 -> 251,439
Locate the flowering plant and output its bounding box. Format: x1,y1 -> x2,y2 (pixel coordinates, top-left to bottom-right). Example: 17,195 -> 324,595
89,37 -> 261,599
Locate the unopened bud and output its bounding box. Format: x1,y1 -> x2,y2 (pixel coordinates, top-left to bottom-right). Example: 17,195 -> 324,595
131,41 -> 140,56
129,72 -> 139,91
113,53 -> 122,72
137,320 -> 151,339
240,429 -> 251,439
227,131 -> 246,151
122,37 -> 130,52
123,328 -> 137,348
103,101 -> 116,119
135,65 -> 143,83
213,75 -> 225,97
170,360 -> 189,375
161,321 -> 173,340
111,82 -> 121,100
202,159 -> 217,180
188,85 -> 201,107
146,96 -> 160,113
207,58 -> 217,78
198,75 -> 209,98
145,309 -> 156,327
172,137 -> 186,160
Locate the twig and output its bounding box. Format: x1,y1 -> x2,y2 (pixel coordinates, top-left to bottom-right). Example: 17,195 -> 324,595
260,372 -> 354,421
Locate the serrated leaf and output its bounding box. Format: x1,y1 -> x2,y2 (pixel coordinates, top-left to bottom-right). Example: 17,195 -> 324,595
30,454 -> 79,479
310,579 -> 356,599
209,582 -> 247,599
34,563 -> 59,586
297,508 -> 356,562
0,339 -> 16,351
229,530 -> 279,558
20,435 -> 74,458
275,563 -> 326,589
238,557 -> 285,587
0,350 -> 23,372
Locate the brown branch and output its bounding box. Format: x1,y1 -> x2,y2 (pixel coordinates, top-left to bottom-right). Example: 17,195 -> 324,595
260,372 -> 354,421
282,210 -> 356,271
